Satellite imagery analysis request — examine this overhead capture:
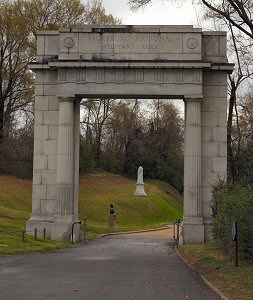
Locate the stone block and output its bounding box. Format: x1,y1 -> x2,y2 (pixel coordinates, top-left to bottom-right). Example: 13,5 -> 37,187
51,215 -> 79,241
34,111 -> 43,125
32,184 -> 47,200
31,199 -> 41,215
202,157 -> 213,172
34,140 -> 43,155
43,140 -> 58,155
48,154 -> 57,170
43,111 -> 59,125
33,170 -> 42,185
202,142 -> 219,157
48,126 -> 58,140
201,187 -> 213,203
203,85 -> 227,98
37,35 -> 45,56
34,125 -> 49,140
183,223 -> 205,243
213,127 -> 227,142
46,185 -> 57,200
202,171 -> 219,187
45,35 -> 59,55
201,127 -> 213,142
33,154 -> 48,169
48,96 -> 59,110
202,98 -> 227,112
36,70 -> 58,84
42,170 -> 57,185
219,35 -> 227,57
35,84 -> 44,96
35,96 -> 49,111
219,111 -> 227,126
203,72 -> 227,86
218,144 -> 227,157
202,112 -> 219,127
26,219 -> 52,239
203,35 -> 220,57
213,157 -> 227,173
44,84 -> 57,96
41,199 -> 55,215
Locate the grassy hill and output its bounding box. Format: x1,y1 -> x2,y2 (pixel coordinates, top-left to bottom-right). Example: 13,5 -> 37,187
0,172 -> 183,254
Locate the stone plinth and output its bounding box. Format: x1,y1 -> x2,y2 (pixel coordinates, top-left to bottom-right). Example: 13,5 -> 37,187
109,214 -> 116,228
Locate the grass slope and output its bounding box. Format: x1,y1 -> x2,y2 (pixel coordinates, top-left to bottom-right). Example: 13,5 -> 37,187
79,173 -> 183,239
0,173 -> 183,254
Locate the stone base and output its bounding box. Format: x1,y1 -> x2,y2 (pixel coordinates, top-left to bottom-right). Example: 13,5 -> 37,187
109,214 -> 116,228
51,215 -> 80,242
133,183 -> 147,196
183,217 -> 205,244
26,217 -> 52,239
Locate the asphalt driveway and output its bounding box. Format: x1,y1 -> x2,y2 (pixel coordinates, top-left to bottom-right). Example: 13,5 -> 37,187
0,233 -> 222,300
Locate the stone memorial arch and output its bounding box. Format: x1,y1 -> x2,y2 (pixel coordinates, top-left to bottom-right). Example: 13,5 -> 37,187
27,25 -> 233,243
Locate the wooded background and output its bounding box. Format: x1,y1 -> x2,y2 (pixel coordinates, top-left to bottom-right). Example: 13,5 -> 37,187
1,0 -> 253,194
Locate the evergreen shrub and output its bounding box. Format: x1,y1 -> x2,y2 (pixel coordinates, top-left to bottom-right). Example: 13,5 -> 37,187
212,180 -> 253,262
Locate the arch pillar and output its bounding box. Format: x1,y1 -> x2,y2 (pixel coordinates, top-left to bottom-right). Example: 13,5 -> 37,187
51,96 -> 79,241
183,97 -> 204,243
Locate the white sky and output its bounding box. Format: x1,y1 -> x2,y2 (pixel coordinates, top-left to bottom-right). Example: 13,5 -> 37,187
102,0 -> 203,27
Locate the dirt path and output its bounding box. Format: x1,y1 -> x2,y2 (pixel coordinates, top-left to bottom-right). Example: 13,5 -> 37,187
126,226 -> 174,239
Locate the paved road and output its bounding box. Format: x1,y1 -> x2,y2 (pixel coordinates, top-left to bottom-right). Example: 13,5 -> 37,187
0,234 -> 221,300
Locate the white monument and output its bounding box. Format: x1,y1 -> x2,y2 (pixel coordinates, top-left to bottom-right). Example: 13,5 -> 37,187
26,25 -> 233,243
133,166 -> 147,196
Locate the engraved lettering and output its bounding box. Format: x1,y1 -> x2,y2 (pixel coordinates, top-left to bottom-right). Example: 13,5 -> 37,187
87,33 -> 176,53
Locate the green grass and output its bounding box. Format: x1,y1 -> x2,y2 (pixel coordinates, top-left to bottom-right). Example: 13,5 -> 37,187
0,176 -> 70,254
0,173 -> 183,254
177,243 -> 253,300
79,173 -> 183,240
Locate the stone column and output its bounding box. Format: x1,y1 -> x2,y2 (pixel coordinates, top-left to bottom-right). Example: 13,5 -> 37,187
51,97 -> 77,241
183,97 -> 204,243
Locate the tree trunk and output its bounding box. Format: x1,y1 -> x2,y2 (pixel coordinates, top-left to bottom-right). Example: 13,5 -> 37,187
227,80 -> 237,181
3,100 -> 12,144
0,99 -> 4,144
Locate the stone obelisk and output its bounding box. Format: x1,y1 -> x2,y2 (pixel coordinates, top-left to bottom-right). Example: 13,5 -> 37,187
133,166 -> 147,196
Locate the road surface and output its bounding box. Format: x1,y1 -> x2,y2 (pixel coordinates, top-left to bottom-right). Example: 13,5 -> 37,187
0,232 -> 221,300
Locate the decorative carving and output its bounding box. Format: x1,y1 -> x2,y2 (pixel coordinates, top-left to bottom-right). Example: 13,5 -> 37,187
63,37 -> 75,49
96,68 -> 105,83
76,69 -> 86,81
155,69 -> 164,83
74,67 -> 200,85
186,38 -> 198,49
195,69 -> 202,84
58,69 -> 66,81
136,69 -> 144,83
116,69 -> 124,83
174,69 -> 183,83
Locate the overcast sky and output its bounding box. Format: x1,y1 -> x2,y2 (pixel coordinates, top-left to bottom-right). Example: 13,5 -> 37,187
102,0 -> 203,27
